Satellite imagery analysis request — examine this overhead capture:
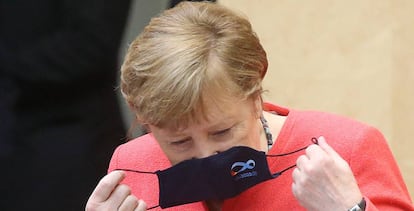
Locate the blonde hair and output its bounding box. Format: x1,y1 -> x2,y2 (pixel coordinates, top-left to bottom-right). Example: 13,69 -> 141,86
120,1 -> 268,127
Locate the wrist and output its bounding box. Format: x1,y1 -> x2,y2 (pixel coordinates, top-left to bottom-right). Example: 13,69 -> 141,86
348,197 -> 366,211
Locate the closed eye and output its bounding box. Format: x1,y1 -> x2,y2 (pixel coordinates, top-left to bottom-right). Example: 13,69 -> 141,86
170,138 -> 191,146
212,128 -> 231,136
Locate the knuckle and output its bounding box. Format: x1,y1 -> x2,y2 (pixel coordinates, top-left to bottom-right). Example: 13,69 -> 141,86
119,195 -> 139,211
99,180 -> 112,190
319,156 -> 334,168
291,183 -> 303,198
85,202 -> 101,211
127,194 -> 139,203
117,184 -> 131,194
296,155 -> 306,166
305,144 -> 318,154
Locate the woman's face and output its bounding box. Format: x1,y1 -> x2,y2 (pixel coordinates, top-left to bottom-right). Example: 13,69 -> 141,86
148,96 -> 264,165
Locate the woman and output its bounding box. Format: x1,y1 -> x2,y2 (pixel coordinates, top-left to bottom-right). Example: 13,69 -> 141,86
86,2 -> 413,210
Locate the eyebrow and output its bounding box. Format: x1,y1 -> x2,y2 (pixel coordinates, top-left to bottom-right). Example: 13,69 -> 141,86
207,116 -> 238,131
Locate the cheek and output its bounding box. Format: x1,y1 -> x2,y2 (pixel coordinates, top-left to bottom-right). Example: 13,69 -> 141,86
160,146 -> 193,165
246,129 -> 262,149
248,120 -> 263,149
234,122 -> 261,149
155,142 -> 191,165
150,135 -> 187,165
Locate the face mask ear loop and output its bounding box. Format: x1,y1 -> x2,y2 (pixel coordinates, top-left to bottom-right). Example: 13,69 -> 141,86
114,168 -> 157,174
272,164 -> 297,178
147,205 -> 160,210
266,137 -> 319,157
267,137 -> 319,178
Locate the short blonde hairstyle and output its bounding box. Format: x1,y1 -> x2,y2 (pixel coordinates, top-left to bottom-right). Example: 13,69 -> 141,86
121,1 -> 268,127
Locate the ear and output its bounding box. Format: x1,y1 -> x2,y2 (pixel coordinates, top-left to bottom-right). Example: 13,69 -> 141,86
253,94 -> 263,119
133,114 -> 150,133
141,123 -> 151,133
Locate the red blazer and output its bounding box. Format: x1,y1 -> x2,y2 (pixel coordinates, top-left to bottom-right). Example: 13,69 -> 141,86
109,103 -> 413,210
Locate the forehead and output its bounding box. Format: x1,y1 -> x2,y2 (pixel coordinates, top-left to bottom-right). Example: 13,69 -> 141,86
160,94 -> 253,132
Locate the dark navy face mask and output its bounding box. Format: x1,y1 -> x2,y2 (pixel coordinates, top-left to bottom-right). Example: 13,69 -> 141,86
117,138 -> 318,210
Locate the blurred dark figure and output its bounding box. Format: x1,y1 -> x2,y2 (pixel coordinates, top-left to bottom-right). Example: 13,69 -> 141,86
0,0 -> 130,210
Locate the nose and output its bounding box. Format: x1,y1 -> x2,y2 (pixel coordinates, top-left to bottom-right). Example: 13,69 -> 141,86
193,143 -> 222,159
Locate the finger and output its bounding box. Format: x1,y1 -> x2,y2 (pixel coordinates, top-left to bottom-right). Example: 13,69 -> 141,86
106,184 -> 132,209
305,143 -> 325,159
89,171 -> 125,203
135,199 -> 148,211
296,154 -> 309,169
291,167 -> 301,184
119,195 -> 138,211
291,182 -> 299,198
317,136 -> 341,158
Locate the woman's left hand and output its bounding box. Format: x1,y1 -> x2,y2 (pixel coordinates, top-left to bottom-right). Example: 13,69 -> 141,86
292,136 -> 363,211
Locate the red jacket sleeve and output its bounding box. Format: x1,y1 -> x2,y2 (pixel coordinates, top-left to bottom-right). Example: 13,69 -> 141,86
349,126 -> 413,210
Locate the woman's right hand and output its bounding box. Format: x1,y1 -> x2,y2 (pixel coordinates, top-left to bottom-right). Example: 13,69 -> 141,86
85,171 -> 147,211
